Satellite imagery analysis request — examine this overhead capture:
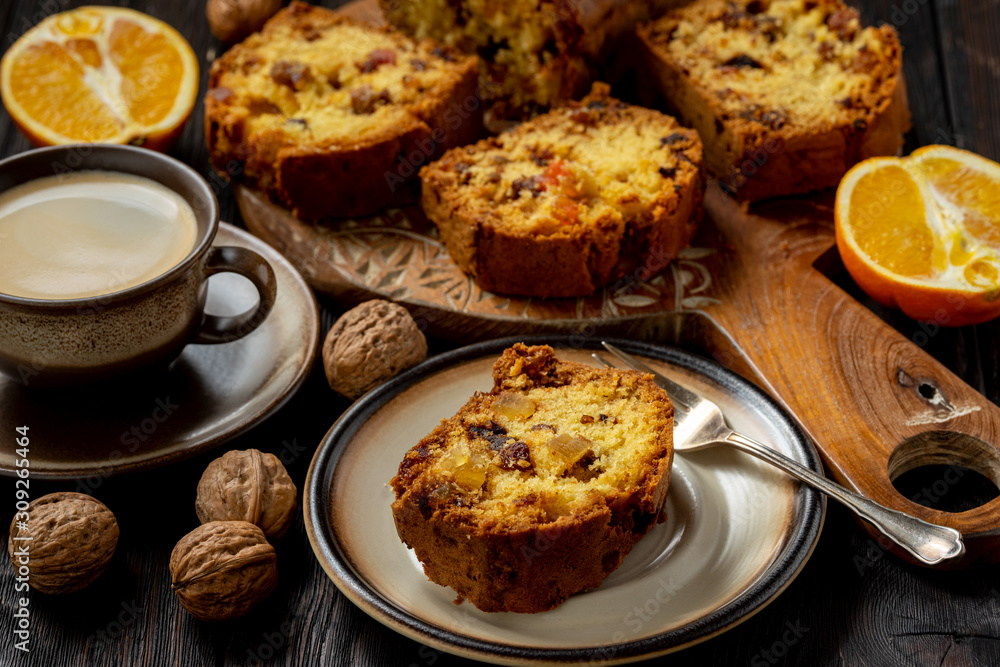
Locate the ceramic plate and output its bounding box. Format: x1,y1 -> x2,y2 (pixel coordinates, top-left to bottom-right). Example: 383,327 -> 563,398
0,223 -> 320,478
305,337 -> 825,665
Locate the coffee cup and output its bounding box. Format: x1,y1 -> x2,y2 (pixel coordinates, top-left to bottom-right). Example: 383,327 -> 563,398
0,144 -> 276,388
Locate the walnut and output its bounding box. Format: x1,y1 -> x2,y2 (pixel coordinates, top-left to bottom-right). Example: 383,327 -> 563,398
169,521 -> 277,621
206,0 -> 281,44
195,449 -> 297,540
323,300 -> 428,399
7,492 -> 118,594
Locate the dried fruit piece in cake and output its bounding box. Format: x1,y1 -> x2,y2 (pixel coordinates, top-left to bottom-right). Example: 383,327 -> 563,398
638,0 -> 910,201
390,343 -> 674,613
205,2 -> 482,221
420,83 -> 705,298
380,0 -> 683,127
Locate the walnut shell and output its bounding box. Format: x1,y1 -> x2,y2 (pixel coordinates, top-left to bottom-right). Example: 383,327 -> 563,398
206,0 -> 282,43
323,300 -> 428,400
195,449 -> 297,540
7,492 -> 118,594
169,521 -> 277,621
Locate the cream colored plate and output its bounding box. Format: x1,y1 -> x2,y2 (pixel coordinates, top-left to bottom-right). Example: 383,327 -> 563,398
305,338 -> 824,665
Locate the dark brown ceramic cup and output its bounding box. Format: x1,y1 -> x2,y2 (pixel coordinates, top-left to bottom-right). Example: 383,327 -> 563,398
0,145 -> 276,388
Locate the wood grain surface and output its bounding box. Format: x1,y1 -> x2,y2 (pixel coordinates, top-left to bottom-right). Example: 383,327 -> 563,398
2,1 -> 1000,666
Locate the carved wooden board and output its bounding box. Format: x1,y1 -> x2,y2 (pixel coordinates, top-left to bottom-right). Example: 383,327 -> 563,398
236,185 -> 721,339
238,181 -> 1000,567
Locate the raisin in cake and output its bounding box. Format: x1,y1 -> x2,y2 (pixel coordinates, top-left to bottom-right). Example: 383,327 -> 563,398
205,2 -> 482,221
380,0 -> 683,127
420,84 -> 704,298
638,0 -> 910,201
391,343 -> 674,613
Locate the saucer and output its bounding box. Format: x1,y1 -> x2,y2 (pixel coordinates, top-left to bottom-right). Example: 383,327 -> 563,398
0,223 -> 319,479
304,337 -> 825,665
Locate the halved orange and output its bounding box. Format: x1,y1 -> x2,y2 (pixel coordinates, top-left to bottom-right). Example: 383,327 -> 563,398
835,145 -> 1000,327
0,7 -> 198,151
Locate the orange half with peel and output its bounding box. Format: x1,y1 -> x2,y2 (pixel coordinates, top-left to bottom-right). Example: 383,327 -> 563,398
0,6 -> 198,151
835,145 -> 1000,327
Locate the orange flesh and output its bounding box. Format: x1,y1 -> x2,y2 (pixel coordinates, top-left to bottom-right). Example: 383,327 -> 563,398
922,158 -> 1000,249
837,146 -> 1000,325
9,41 -> 122,141
847,164 -> 935,279
1,8 -> 196,149
66,38 -> 102,67
108,19 -> 183,126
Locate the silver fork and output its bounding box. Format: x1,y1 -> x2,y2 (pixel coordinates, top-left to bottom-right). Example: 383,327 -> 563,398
594,342 -> 965,566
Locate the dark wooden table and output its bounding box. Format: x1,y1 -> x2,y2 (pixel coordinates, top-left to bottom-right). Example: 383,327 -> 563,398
2,1 -> 1000,665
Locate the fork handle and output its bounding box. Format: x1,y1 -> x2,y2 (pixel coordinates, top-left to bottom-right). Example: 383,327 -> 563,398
724,432 -> 965,566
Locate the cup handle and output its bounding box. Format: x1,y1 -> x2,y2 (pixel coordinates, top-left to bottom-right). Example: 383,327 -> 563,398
192,246 -> 277,345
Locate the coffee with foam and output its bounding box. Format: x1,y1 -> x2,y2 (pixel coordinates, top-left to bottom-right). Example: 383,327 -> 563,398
0,171 -> 197,300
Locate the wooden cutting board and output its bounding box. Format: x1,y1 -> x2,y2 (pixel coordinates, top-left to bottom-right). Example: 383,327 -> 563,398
235,0 -> 1000,566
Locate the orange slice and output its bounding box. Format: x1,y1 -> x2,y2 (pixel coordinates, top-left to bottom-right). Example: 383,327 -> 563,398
836,145 -> 1000,327
0,7 -> 198,151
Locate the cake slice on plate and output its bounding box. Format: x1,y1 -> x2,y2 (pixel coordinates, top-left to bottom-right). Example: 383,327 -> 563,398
390,343 -> 674,613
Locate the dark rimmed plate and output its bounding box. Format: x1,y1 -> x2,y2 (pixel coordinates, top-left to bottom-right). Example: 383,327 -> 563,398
304,336 -> 825,665
0,223 -> 320,479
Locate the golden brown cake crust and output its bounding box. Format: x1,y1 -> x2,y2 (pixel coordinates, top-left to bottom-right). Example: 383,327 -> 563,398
204,1 -> 482,221
638,0 -> 910,201
390,343 -> 674,613
420,84 -> 705,298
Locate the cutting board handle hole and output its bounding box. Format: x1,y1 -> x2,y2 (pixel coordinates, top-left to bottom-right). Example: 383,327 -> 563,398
917,383 -> 938,400
888,431 -> 1000,513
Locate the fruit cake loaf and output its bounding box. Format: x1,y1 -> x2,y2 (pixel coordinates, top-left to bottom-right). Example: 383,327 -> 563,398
390,343 -> 674,613
638,0 -> 910,201
420,83 -> 704,298
205,1 -> 482,221
380,0 -> 684,127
